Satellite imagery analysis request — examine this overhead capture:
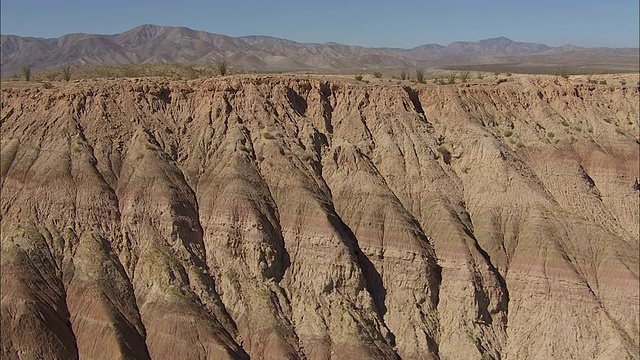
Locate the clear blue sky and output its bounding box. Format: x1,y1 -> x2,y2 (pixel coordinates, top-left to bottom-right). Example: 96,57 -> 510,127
1,0 -> 638,48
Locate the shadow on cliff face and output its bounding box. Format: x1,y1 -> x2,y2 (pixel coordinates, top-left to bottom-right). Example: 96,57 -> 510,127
286,88 -> 307,117
325,211 -> 388,318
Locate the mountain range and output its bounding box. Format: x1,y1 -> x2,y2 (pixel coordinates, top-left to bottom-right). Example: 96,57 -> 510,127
1,24 -> 639,75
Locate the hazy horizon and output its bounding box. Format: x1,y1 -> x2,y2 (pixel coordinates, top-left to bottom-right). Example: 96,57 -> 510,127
1,0 -> 639,49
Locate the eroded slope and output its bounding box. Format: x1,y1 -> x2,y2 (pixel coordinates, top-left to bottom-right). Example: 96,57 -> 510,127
1,75 -> 638,359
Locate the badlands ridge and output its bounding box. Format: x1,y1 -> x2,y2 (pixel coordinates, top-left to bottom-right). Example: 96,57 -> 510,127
1,74 -> 639,359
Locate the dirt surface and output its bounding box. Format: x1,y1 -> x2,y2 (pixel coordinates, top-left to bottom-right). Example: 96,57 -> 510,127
1,74 -> 638,359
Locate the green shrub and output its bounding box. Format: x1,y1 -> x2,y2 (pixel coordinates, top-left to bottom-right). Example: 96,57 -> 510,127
62,66 -> 71,81
216,60 -> 228,76
416,69 -> 425,83
22,65 -> 31,81
445,72 -> 456,84
459,71 -> 470,83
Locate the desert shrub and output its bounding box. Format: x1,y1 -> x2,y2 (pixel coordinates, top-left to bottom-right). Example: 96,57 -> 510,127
477,72 -> 485,80
497,79 -> 507,85
599,80 -> 607,85
603,118 -> 612,123
445,72 -> 456,84
257,155 -> 265,162
459,71 -> 470,83
216,60 -> 228,76
547,132 -> 555,139
373,71 -> 382,78
262,132 -> 275,139
62,66 -> 71,81
42,82 -> 53,89
560,120 -> 569,127
22,65 -> 31,81
416,69 -> 425,83
400,70 -> 407,80
354,74 -> 363,81
516,142 -> 524,148
615,128 -> 625,135
503,129 -> 513,137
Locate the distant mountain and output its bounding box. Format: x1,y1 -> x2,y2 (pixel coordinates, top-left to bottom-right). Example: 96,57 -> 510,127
1,24 -> 638,75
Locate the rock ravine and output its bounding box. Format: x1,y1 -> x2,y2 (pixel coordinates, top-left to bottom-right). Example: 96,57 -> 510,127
1,74 -> 638,359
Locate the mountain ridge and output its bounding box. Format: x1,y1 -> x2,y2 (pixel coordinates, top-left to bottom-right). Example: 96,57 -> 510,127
1,24 -> 638,74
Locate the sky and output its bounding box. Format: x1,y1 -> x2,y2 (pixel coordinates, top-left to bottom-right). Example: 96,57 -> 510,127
1,0 -> 638,48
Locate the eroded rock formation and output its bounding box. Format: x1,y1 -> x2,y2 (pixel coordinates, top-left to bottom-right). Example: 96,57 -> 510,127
1,75 -> 638,359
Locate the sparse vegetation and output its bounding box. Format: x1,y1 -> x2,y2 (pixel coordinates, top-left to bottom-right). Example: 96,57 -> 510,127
503,129 -> 513,137
603,118 -> 612,124
216,59 -> 228,76
373,71 -> 382,78
41,82 -> 53,89
22,65 -> 31,81
547,132 -> 555,139
262,132 -> 275,139
560,120 -> 569,127
599,80 -> 607,85
459,71 -> 470,83
62,66 -> 71,81
477,72 -> 485,80
445,72 -> 456,85
400,70 -> 407,80
415,69 -> 425,83
354,74 -> 363,81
